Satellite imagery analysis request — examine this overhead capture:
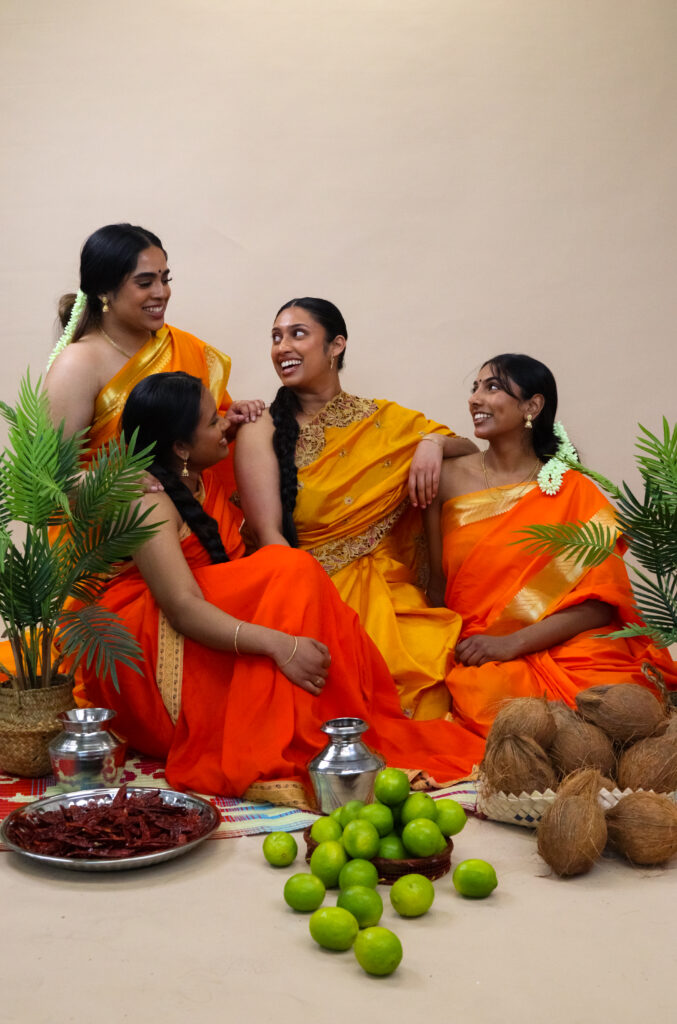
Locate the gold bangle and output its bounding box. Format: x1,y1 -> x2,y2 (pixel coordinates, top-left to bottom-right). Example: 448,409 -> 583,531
280,635 -> 298,667
233,621 -> 244,655
420,433 -> 444,448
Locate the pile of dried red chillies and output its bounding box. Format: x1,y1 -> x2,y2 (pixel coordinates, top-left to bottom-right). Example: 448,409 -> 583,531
5,785 -> 212,859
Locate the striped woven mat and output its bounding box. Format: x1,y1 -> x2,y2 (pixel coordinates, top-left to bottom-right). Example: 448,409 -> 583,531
0,755 -> 479,846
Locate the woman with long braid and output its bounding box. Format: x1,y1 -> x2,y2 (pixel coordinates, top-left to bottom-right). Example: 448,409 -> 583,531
234,298 -> 477,720
75,372 -> 484,803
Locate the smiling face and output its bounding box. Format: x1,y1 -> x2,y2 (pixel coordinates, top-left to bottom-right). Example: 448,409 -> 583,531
175,388 -> 229,472
270,306 -> 345,388
106,246 -> 172,335
469,364 -> 542,441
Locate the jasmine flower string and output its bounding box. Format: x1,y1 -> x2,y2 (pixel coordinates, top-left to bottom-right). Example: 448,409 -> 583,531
537,421 -> 579,495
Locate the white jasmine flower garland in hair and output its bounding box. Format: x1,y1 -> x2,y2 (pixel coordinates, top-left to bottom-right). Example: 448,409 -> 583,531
46,289 -> 87,369
537,421 -> 579,495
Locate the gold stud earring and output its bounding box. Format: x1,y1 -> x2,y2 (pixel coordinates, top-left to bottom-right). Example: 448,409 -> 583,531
181,456 -> 189,478
101,296 -> 109,313
525,414 -> 533,429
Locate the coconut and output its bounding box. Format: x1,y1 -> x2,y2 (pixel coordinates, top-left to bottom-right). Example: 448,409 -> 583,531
537,794 -> 607,877
664,712 -> 677,737
575,683 -> 667,745
557,767 -> 614,799
480,734 -> 556,796
549,702 -> 617,778
605,791 -> 677,865
488,695 -> 557,750
616,733 -> 677,793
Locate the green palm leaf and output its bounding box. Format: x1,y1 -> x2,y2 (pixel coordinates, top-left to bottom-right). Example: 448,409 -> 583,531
514,520 -> 619,568
56,606 -> 145,692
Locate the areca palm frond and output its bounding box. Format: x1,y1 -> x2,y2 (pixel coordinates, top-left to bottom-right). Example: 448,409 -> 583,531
0,373 -> 158,689
518,420 -> 677,649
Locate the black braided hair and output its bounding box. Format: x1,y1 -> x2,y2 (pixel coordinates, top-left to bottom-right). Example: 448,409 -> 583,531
481,354 -> 561,461
270,298 -> 349,545
121,371 -> 229,563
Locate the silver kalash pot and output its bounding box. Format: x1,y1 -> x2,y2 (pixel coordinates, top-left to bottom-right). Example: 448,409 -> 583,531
308,717 -> 386,813
48,708 -> 126,791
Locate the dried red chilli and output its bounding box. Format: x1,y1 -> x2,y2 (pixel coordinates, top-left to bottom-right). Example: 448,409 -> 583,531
5,785 -> 214,859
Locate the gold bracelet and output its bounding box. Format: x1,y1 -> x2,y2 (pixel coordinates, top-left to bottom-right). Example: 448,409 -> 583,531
233,621 -> 244,655
420,433 -> 444,448
280,635 -> 298,667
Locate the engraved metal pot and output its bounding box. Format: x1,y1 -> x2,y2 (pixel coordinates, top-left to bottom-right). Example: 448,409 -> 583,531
308,717 -> 386,813
48,708 -> 126,791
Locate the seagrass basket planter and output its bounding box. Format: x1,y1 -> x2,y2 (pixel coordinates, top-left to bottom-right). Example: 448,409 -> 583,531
0,677 -> 75,777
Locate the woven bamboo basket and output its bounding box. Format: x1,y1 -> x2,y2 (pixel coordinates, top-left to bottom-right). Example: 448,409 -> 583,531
303,826 -> 453,885
0,678 -> 75,777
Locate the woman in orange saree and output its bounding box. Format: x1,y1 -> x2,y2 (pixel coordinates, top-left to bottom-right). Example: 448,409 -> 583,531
425,354 -> 677,739
235,298 -> 477,720
77,372 -> 484,804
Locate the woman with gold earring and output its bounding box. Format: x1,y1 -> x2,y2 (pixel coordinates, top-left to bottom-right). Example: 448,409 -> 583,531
45,223 -> 263,496
423,353 -> 677,737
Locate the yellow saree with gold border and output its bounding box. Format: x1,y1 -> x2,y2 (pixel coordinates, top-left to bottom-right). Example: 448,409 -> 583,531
293,392 -> 464,719
441,471 -> 677,737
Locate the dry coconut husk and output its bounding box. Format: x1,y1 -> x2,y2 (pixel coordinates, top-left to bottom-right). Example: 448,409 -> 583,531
537,794 -> 607,877
605,792 -> 677,865
549,702 -> 616,779
488,695 -> 557,750
616,733 -> 677,793
664,713 -> 677,737
575,683 -> 667,745
557,767 -> 615,799
480,734 -> 556,796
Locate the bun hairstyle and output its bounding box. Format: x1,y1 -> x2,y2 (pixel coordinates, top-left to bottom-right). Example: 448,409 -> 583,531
121,372 -> 229,564
269,298 -> 348,546
59,223 -> 166,342
481,353 -> 559,462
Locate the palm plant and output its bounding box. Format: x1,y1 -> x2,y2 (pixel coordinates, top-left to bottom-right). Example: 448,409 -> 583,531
0,373 -> 158,691
517,418 -> 677,650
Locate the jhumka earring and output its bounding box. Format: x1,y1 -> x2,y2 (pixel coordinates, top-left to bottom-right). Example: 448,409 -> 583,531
525,414 -> 533,429
181,456 -> 190,478
330,355 -> 335,371
101,296 -> 109,313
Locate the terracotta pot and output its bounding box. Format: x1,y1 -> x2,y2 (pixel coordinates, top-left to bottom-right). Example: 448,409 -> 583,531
0,677 -> 76,777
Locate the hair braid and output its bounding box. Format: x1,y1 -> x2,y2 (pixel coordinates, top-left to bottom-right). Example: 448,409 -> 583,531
269,386 -> 301,546
150,463 -> 230,563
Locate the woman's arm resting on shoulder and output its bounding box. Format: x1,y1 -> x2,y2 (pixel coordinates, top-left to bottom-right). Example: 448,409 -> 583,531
224,398 -> 266,439
132,492 -> 329,694
409,433 -> 478,508
455,600 -> 615,667
234,413 -> 289,547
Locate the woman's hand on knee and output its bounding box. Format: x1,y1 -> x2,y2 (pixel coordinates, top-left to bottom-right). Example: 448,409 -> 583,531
455,633 -> 518,667
275,636 -> 331,695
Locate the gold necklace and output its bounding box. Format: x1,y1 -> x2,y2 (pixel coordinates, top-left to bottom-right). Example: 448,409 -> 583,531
481,450 -> 541,504
100,328 -> 134,360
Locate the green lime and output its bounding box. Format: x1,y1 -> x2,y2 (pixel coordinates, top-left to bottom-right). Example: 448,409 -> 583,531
309,906 -> 359,951
357,802 -> 394,837
354,926 -> 403,976
283,873 -> 326,912
338,858 -> 379,890
434,798 -> 467,837
452,859 -> 498,899
373,768 -> 410,807
377,833 -> 407,859
400,792 -> 438,826
262,831 -> 298,867
309,840 -> 348,887
339,799 -> 365,826
329,807 -> 343,822
310,816 -> 343,843
342,819 -> 381,860
390,873 -> 435,917
401,818 -> 446,857
336,885 -> 384,928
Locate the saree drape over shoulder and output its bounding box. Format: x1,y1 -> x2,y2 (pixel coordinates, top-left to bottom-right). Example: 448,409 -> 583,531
292,392 -> 464,720
76,471 -> 484,805
441,471 -> 677,738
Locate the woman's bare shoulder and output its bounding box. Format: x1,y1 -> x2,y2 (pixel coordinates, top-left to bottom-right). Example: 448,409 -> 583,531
236,407 -> 275,442
438,451 -> 485,500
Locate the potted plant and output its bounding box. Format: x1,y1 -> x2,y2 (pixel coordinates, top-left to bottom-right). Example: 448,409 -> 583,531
518,418 -> 677,698
0,373 -> 157,776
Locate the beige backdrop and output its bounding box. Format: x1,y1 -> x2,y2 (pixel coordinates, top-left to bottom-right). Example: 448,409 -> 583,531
1,0 -> 675,492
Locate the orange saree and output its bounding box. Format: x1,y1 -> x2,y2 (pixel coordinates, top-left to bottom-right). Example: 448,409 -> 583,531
78,471 -> 484,803
441,471 -> 677,738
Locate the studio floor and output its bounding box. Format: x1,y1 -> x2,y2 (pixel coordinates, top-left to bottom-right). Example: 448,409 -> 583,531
1,813 -> 674,1024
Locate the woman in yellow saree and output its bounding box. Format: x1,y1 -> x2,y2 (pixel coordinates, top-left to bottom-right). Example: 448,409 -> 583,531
45,223 -> 261,493
235,298 -> 476,720
424,353 -> 677,738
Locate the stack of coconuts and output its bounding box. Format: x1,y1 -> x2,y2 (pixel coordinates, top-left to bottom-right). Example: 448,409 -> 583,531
480,683 -> 677,877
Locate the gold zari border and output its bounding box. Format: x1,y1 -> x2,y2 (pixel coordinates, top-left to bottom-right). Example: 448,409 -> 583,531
156,611 -> 184,725
309,501 -> 407,576
295,392 -> 378,469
